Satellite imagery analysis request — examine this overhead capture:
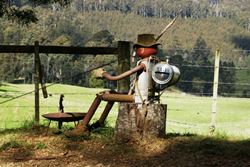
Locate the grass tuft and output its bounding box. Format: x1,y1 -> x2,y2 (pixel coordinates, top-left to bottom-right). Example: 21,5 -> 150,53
35,142 -> 46,149
0,140 -> 22,151
0,139 -> 33,151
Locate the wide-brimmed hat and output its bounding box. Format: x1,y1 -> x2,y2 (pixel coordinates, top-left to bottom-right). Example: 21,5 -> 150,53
134,34 -> 161,48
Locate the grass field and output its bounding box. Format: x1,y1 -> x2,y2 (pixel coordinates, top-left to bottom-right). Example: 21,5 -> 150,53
0,83 -> 250,138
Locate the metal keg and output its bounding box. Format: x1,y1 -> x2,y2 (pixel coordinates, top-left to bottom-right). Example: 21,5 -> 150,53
152,62 -> 180,91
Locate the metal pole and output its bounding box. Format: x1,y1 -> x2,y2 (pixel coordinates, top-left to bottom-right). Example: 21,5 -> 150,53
82,96 -> 102,126
98,101 -> 115,126
34,41 -> 40,124
210,49 -> 220,134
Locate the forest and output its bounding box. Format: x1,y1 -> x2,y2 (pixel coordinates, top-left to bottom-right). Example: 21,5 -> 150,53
0,0 -> 250,96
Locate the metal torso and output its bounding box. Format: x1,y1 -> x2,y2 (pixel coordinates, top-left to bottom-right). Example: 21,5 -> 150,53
134,56 -> 158,103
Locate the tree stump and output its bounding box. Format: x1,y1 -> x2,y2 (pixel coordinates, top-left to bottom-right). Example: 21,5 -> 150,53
114,103 -> 167,142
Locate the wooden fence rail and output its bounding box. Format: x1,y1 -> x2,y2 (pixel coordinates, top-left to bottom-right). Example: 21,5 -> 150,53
0,45 -> 118,54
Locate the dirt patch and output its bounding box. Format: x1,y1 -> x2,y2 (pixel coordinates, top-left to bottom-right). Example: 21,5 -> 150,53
0,129 -> 249,167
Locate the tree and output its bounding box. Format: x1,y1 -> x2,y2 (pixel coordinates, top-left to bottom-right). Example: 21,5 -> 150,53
0,54 -> 24,82
191,36 -> 213,95
166,37 -> 193,92
176,60 -> 195,93
218,61 -> 236,96
0,0 -> 70,24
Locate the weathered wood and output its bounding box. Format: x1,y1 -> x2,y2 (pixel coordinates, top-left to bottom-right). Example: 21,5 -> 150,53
115,103 -> 167,142
0,45 -> 34,53
39,46 -> 118,54
0,45 -> 118,54
34,41 -> 40,123
211,50 -> 220,133
37,50 -> 48,98
117,41 -> 131,93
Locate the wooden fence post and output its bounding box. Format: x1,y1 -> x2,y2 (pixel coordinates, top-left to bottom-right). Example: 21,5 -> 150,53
210,49 -> 220,134
117,41 -> 131,93
34,41 -> 40,124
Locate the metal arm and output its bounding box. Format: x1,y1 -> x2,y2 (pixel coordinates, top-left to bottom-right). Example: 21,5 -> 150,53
102,63 -> 145,81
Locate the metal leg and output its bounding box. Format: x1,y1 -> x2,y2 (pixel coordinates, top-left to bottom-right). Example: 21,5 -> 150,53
58,121 -> 63,130
98,101 -> 115,126
45,120 -> 51,135
82,96 -> 102,127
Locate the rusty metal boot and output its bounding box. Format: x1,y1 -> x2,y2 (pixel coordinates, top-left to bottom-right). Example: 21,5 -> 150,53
64,122 -> 90,138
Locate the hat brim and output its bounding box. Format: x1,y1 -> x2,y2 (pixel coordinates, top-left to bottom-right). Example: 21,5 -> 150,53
133,43 -> 161,48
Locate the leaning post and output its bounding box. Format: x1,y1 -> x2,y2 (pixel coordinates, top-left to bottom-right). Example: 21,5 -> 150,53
34,41 -> 40,124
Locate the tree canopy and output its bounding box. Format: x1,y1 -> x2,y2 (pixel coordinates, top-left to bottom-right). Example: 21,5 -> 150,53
0,0 -> 249,97
0,0 -> 70,24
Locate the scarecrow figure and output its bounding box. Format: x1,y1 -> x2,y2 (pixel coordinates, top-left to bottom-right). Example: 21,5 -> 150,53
66,14 -> 181,137
66,34 -> 159,135
97,34 -> 161,103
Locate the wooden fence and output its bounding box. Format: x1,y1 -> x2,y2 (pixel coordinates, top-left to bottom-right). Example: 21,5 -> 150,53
0,41 -> 131,123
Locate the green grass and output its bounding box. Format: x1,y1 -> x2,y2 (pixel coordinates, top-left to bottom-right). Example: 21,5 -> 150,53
0,83 -> 250,138
163,93 -> 250,138
0,138 -> 33,152
0,83 -> 118,129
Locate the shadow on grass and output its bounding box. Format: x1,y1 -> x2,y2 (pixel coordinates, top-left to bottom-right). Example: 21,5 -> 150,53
147,136 -> 249,167
0,84 -> 22,98
165,132 -> 198,138
0,121 -> 48,136
0,89 -> 7,92
0,83 -> 9,87
0,140 -> 34,162
0,94 -> 14,98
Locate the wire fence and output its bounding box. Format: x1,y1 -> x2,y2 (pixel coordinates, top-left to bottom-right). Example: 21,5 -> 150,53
0,49 -> 250,137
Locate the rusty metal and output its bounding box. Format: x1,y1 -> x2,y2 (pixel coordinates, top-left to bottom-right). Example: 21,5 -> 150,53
43,112 -> 86,135
98,101 -> 115,126
102,63 -> 145,81
42,112 -> 86,122
82,96 -> 102,126
98,92 -> 134,102
58,94 -> 65,129
42,95 -> 86,133
80,91 -> 133,128
59,94 -> 64,113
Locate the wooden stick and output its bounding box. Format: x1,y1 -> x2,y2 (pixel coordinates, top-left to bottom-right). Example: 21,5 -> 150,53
155,10 -> 182,41
14,152 -> 80,161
